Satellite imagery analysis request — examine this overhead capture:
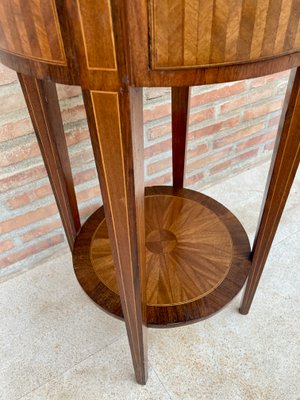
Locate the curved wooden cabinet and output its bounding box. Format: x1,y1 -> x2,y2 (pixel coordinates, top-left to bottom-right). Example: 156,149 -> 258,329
0,0 -> 299,385
0,0 -> 66,64
150,0 -> 300,69
0,1 -> 300,87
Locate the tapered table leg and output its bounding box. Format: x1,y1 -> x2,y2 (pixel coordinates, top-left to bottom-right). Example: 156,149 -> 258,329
18,73 -> 81,250
240,68 -> 300,315
172,87 -> 190,188
82,88 -> 148,384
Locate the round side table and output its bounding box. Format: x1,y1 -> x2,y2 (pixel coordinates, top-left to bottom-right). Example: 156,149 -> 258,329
0,0 -> 299,384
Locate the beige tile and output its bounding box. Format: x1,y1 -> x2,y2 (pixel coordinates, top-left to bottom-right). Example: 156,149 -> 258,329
202,162 -> 270,208
20,336 -> 171,400
0,254 -> 125,400
204,162 -> 300,247
147,228 -> 300,400
260,229 -> 300,298
1,162 -> 299,400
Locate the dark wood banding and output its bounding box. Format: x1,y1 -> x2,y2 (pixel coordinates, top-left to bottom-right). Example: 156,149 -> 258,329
73,186 -> 251,327
172,87 -> 190,188
18,73 -> 80,250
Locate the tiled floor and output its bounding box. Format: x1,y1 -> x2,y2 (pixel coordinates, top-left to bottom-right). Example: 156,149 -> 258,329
1,162 -> 299,400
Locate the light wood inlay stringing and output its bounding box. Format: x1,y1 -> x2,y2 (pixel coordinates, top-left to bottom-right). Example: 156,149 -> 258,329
150,0 -> 300,69
77,0 -> 117,70
91,194 -> 233,307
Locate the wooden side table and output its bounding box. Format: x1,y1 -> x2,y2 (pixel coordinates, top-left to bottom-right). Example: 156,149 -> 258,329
0,1 -> 299,385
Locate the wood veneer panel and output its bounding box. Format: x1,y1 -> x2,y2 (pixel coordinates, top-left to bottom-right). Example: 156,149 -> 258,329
77,0 -> 117,70
0,0 -> 66,65
82,88 -> 147,384
172,87 -> 190,188
150,0 -> 300,69
73,187 -> 251,327
18,73 -> 80,249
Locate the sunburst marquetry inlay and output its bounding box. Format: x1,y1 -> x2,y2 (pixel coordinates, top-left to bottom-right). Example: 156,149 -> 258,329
91,194 -> 233,307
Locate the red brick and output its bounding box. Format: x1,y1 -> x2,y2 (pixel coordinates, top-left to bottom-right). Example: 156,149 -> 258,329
0,234 -> 64,269
237,148 -> 259,161
250,71 -> 290,88
185,172 -> 204,186
22,220 -> 62,242
61,104 -> 87,124
264,140 -> 276,152
145,88 -> 169,100
187,148 -> 231,173
77,185 -> 101,202
0,240 -> 14,252
0,118 -> 33,142
0,92 -> 26,114
0,165 -> 47,192
244,100 -> 283,120
147,123 -> 171,141
34,184 -> 52,199
0,204 -> 58,234
187,143 -> 209,159
0,64 -> 17,85
220,88 -> 273,114
190,116 -> 240,140
144,139 -> 172,158
210,160 -> 232,174
71,148 -> 94,166
7,193 -> 31,209
80,203 -> 100,221
7,183 -> 53,209
145,173 -> 171,187
189,108 -> 214,125
236,130 -> 276,151
0,141 -> 40,167
213,122 -> 265,149
57,85 -> 81,100
66,128 -> 90,146
74,168 -> 97,186
147,157 -> 172,176
143,102 -> 171,122
268,115 -> 281,127
210,149 -> 259,175
7,184 -> 53,209
190,82 -> 246,107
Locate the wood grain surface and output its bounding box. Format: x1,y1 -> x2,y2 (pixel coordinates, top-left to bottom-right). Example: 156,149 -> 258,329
82,88 -> 148,384
150,0 -> 300,69
77,0 -> 117,70
0,0 -> 66,64
0,1 -> 299,88
18,73 -> 80,250
172,87 -> 190,188
73,186 -> 251,326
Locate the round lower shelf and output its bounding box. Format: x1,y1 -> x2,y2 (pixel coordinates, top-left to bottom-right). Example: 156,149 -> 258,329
73,186 -> 251,327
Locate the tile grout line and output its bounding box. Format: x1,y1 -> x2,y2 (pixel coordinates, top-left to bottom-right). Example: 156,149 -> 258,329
271,227 -> 300,249
151,364 -> 174,400
16,333 -> 126,400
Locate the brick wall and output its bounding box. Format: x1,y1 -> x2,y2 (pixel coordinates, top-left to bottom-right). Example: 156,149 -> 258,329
0,63 -> 290,279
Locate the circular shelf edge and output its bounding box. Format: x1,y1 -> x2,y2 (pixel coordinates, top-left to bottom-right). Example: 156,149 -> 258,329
73,186 -> 251,327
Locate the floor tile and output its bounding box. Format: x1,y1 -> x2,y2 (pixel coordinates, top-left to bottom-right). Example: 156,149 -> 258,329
0,254 -> 125,400
1,162 -> 299,400
20,337 -> 171,400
